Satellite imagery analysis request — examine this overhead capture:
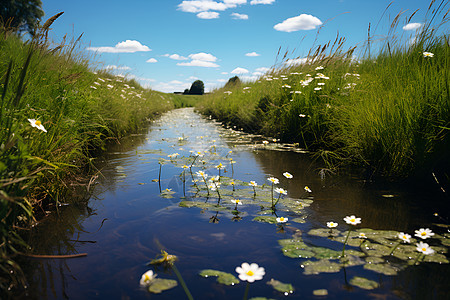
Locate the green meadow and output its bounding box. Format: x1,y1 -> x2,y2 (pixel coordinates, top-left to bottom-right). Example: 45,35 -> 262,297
197,7 -> 449,180
0,16 -> 195,283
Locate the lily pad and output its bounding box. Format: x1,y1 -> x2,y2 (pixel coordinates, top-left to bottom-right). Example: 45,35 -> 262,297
179,201 -> 228,211
199,269 -> 240,286
308,228 -> 340,238
365,256 -> 385,264
147,278 -> 178,294
364,263 -> 399,275
266,279 -> 294,294
313,289 -> 328,296
291,217 -> 307,224
422,253 -> 450,264
301,260 -> 341,275
282,248 -> 315,259
253,216 -> 278,224
311,247 -> 342,259
349,276 -> 379,290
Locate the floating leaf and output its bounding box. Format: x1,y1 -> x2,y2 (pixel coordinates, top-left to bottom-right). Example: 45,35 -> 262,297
308,228 -> 339,237
422,253 -> 450,264
364,263 -> 399,275
148,250 -> 178,265
199,269 -> 240,286
311,247 -> 341,259
349,276 -> 379,290
147,278 -> 178,294
266,279 -> 294,294
253,216 -> 278,224
301,260 -> 341,275
282,248 -> 315,259
365,256 -> 385,264
291,217 -> 306,224
313,289 -> 328,296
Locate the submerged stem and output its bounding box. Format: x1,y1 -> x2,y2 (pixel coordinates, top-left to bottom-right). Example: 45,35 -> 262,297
171,264 -> 194,300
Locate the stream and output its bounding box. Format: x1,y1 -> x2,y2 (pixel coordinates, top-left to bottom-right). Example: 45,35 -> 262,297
16,108 -> 449,299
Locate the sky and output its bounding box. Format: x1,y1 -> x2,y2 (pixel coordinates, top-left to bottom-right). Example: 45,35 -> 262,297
41,0 -> 436,93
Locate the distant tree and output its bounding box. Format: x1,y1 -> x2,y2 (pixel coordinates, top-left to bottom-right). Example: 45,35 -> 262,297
1,0 -> 44,35
224,76 -> 241,89
189,80 -> 204,95
183,88 -> 190,95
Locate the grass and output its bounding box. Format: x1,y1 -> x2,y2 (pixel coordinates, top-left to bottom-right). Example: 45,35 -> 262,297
197,1 -> 449,180
0,14 -> 193,291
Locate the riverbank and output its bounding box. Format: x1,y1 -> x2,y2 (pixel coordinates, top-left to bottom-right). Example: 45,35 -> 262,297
0,17 -> 193,289
196,3 -> 449,181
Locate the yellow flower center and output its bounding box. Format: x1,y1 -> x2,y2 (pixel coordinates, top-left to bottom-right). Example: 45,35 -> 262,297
280,217 -> 285,221
403,235 -> 407,239
350,218 -> 355,222
35,120 -> 41,126
421,232 -> 426,236
246,270 -> 254,276
422,248 -> 426,252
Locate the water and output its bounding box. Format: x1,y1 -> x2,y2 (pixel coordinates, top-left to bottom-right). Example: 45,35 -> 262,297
14,108 -> 449,299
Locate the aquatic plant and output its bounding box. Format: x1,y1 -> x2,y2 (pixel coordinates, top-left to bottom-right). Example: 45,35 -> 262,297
341,215 -> 362,258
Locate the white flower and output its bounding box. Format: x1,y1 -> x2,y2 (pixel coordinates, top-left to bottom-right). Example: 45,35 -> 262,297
231,199 -> 242,205
315,66 -> 324,70
276,216 -> 288,223
209,175 -> 219,182
398,232 -> 411,243
423,52 -> 434,58
235,262 -> 265,283
358,233 -> 367,239
182,165 -> 189,169
268,177 -> 279,184
304,186 -> 312,193
28,119 -> 47,132
317,82 -> 325,86
414,228 -> 434,239
416,241 -> 435,255
215,163 -> 224,169
327,221 -> 338,228
344,215 -> 361,225
196,171 -> 208,178
140,270 -> 157,287
283,172 -> 293,179
314,87 -> 322,91
274,187 -> 287,195
299,114 -> 307,118
249,181 -> 258,187
262,140 -> 269,145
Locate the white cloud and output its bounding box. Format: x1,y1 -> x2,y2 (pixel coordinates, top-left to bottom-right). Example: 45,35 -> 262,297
284,57 -> 308,66
197,11 -> 220,19
164,54 -> 188,60
177,60 -> 219,67
403,22 -> 422,31
245,51 -> 260,57
87,40 -> 151,53
189,52 -> 217,62
224,0 -> 247,5
231,67 -> 249,74
104,65 -> 131,70
255,67 -> 270,73
250,0 -> 275,4
152,80 -> 191,93
178,1 -> 228,13
217,79 -> 227,82
274,14 -> 322,32
221,71 -> 229,74
146,58 -> 158,63
240,75 -> 259,81
231,12 -> 249,20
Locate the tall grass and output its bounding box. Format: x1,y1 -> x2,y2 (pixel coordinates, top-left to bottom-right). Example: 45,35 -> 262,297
197,1 -> 449,179
0,14 -> 187,292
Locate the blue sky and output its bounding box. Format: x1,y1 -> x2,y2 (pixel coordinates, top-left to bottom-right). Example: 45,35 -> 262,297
42,0 -> 433,92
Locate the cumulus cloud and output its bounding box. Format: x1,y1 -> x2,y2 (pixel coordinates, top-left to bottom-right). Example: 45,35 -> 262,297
274,14 -> 322,32
197,11 -> 220,19
178,60 -> 219,67
284,57 -> 308,66
245,51 -> 260,57
255,67 -> 270,73
178,1 -> 228,13
189,52 -> 217,62
146,58 -> 158,63
250,0 -> 275,4
164,54 -> 188,60
231,12 -> 249,19
231,67 -> 249,74
104,65 -> 131,70
87,40 -> 151,53
403,22 -> 422,31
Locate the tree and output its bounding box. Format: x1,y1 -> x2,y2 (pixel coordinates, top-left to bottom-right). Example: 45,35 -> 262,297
1,0 -> 44,35
188,80 -> 204,95
224,76 -> 241,89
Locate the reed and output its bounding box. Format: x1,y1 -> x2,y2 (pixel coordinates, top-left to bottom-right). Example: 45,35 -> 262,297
197,1 -> 449,179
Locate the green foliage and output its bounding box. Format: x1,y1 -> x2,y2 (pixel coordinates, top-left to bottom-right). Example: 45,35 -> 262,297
196,3 -> 450,179
188,80 -> 205,95
224,76 -> 241,89
1,0 -> 44,35
0,17 -> 176,289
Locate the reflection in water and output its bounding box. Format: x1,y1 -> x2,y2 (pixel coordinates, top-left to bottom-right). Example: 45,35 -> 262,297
13,108 -> 449,300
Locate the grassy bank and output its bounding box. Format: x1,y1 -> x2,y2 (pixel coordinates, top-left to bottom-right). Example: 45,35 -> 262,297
197,3 -> 449,181
0,16 -> 189,290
